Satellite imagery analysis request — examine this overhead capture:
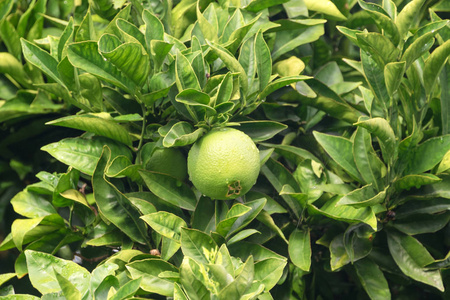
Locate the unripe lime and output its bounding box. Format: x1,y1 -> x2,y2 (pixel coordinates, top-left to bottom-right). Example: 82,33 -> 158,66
146,148 -> 187,181
187,127 -> 260,200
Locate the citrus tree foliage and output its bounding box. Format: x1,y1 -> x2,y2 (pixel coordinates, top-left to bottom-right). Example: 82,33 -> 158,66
0,0 -> 449,299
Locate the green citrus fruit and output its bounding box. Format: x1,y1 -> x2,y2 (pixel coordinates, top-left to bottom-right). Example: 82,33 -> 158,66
187,127 -> 260,200
146,148 -> 187,181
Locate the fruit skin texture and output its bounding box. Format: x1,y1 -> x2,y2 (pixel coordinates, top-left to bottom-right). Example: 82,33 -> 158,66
187,127 -> 260,200
146,148 -> 187,181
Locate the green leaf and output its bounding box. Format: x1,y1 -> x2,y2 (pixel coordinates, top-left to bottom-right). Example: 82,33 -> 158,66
256,209 -> 288,242
353,126 -> 385,191
279,185 -> 308,209
261,159 -> 302,218
162,121 -> 206,148
395,0 -> 426,38
139,170 -> 197,211
336,185 -> 387,208
401,35 -> 435,71
260,75 -> 312,99
394,173 -> 442,191
254,258 -> 286,291
283,0 -> 308,18
384,61 -> 405,97
358,0 -> 400,45
227,198 -> 266,237
219,256 -> 254,300
46,114 -> 132,146
174,283 -> 189,300
108,277 -> 142,300
0,273 -> 16,287
75,10 -> 95,42
67,41 -> 137,94
423,40 -> 450,97
181,228 -> 218,264
245,0 -> 289,12
387,230 -> 444,291
273,56 -> 305,77
437,149 -> 450,174
161,236 -> 181,261
179,256 -> 210,300
354,117 -> 397,166
356,32 -> 400,67
393,212 -> 450,235
102,3 -> 131,36
228,229 -> 261,245
54,271 -> 81,300
303,0 -> 346,20
229,242 -> 286,262
0,295 -> 40,299
394,198 -> 450,218
405,135 -> 450,174
217,204 -> 252,236
441,63 -> 450,135
255,30 -> 271,92
98,34 -> 150,88
151,40 -> 174,72
141,211 -> 187,242
126,259 -> 178,296
175,50 -> 201,91
0,53 -> 31,87
404,20 -> 449,50
208,42 -> 248,95
25,250 -> 90,295
94,275 -> 120,300
11,216 -> 63,251
214,72 -> 233,106
288,228 -> 311,271
337,26 -> 362,45
425,251 -> 450,270
176,88 -> 210,106
329,232 -> 372,270
315,61 -> 344,86
226,15 -> 261,56
20,39 -> 65,87
361,50 -> 389,114
238,36 -> 256,89
176,88 -> 216,118
116,18 -> 146,49
0,19 -> 22,61
90,263 -> 120,292
0,0 -> 14,22
79,73 -> 103,110
259,143 -> 320,163
229,121 -> 287,142
308,196 -> 378,230
93,146 -> 148,245
354,258 -> 391,300
313,131 -> 362,182
10,191 -> 56,219
142,9 -> 164,48
42,137 -> 133,175
196,2 -> 218,42
57,19 -> 74,60
272,25 -> 324,61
